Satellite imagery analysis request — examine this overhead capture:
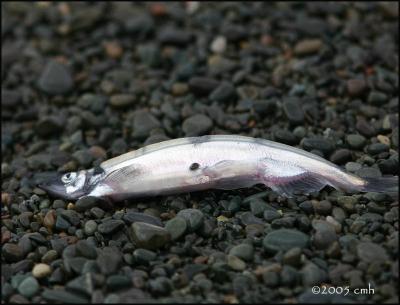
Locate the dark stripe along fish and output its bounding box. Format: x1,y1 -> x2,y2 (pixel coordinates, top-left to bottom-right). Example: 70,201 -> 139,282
39,135 -> 398,201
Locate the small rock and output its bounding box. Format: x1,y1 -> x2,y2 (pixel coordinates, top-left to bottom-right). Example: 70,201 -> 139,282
210,36 -> 227,54
182,114 -> 213,136
177,208 -> 205,232
250,199 -> 268,217
368,91 -> 388,106
18,276 -> 39,298
347,79 -> 367,97
109,94 -> 135,108
229,243 -> 254,262
75,196 -> 100,212
263,229 -> 309,253
294,39 -> 323,55
356,119 -> 376,138
123,211 -> 163,227
330,149 -> 352,165
104,41 -> 123,59
312,220 -> 337,250
130,222 -> 171,250
283,247 -> 302,266
98,219 -> 125,235
75,240 -> 98,259
158,27 -> 192,46
133,248 -> 157,264
131,110 -> 161,139
227,255 -> 246,271
346,134 -> 366,149
38,61 -> 73,95
188,77 -> 220,96
357,242 -> 389,263
32,263 -> 52,279
367,143 -> 389,155
209,82 -> 236,103
84,220 -> 97,236
301,262 -> 327,287
302,138 -> 335,155
165,217 -> 187,240
3,243 -> 24,263
312,200 -> 332,215
282,97 -> 304,124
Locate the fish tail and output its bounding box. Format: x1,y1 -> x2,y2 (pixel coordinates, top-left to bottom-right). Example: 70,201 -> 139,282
358,176 -> 399,197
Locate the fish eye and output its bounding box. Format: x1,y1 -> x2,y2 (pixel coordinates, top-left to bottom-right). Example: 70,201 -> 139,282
61,172 -> 77,184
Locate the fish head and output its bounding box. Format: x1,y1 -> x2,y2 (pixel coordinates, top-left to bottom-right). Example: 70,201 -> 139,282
38,170 -> 89,200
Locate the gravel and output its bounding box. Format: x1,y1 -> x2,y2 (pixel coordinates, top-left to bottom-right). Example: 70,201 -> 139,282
2,2 -> 398,304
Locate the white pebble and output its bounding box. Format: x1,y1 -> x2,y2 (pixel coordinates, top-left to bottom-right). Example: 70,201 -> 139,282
32,263 -> 52,278
186,1 -> 200,15
210,36 -> 227,54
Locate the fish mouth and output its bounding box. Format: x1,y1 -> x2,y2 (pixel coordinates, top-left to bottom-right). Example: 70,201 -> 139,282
36,172 -> 73,200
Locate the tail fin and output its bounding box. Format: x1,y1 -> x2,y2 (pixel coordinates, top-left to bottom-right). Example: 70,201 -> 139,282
358,176 -> 399,197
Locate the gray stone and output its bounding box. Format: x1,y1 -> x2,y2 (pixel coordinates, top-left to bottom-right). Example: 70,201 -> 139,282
165,217 -> 187,240
263,229 -> 309,253
177,209 -> 205,232
130,222 -> 171,250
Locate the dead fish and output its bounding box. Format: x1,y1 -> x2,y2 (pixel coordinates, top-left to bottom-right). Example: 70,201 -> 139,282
39,135 -> 398,201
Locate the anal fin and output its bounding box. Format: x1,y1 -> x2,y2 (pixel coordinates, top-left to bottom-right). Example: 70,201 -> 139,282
267,173 -> 328,197
260,161 -> 328,197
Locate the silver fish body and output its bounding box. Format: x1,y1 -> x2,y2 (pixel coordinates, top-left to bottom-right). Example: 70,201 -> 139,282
39,135 -> 398,201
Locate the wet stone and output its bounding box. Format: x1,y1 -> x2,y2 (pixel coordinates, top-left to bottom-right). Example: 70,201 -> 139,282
301,138 -> 335,155
66,273 -> 94,297
367,143 -> 389,155
177,208 -> 205,232
368,91 -> 388,106
3,243 -> 24,263
209,82 -> 237,103
239,212 -> 265,225
165,216 -> 187,240
250,199 -> 268,217
312,220 -> 337,250
229,243 -> 254,262
123,211 -> 163,227
182,114 -> 213,136
188,77 -> 220,96
38,60 -> 73,95
357,242 -> 389,263
109,94 -> 135,108
55,215 -> 70,231
133,248 -> 157,264
61,210 -> 80,226
106,275 -> 132,291
274,129 -> 298,145
32,263 -> 52,278
75,240 -> 98,259
227,255 -> 246,271
263,229 -> 309,253
158,27 -> 192,46
42,289 -> 89,303
130,222 -> 171,250
98,219 -> 125,235
346,134 -> 366,149
294,39 -> 323,55
347,79 -> 367,97
18,276 -> 39,298
84,220 -> 97,236
36,116 -> 64,137
75,196 -> 100,212
356,119 -> 376,138
330,149 -> 352,165
282,97 -> 304,124
131,110 -> 161,139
